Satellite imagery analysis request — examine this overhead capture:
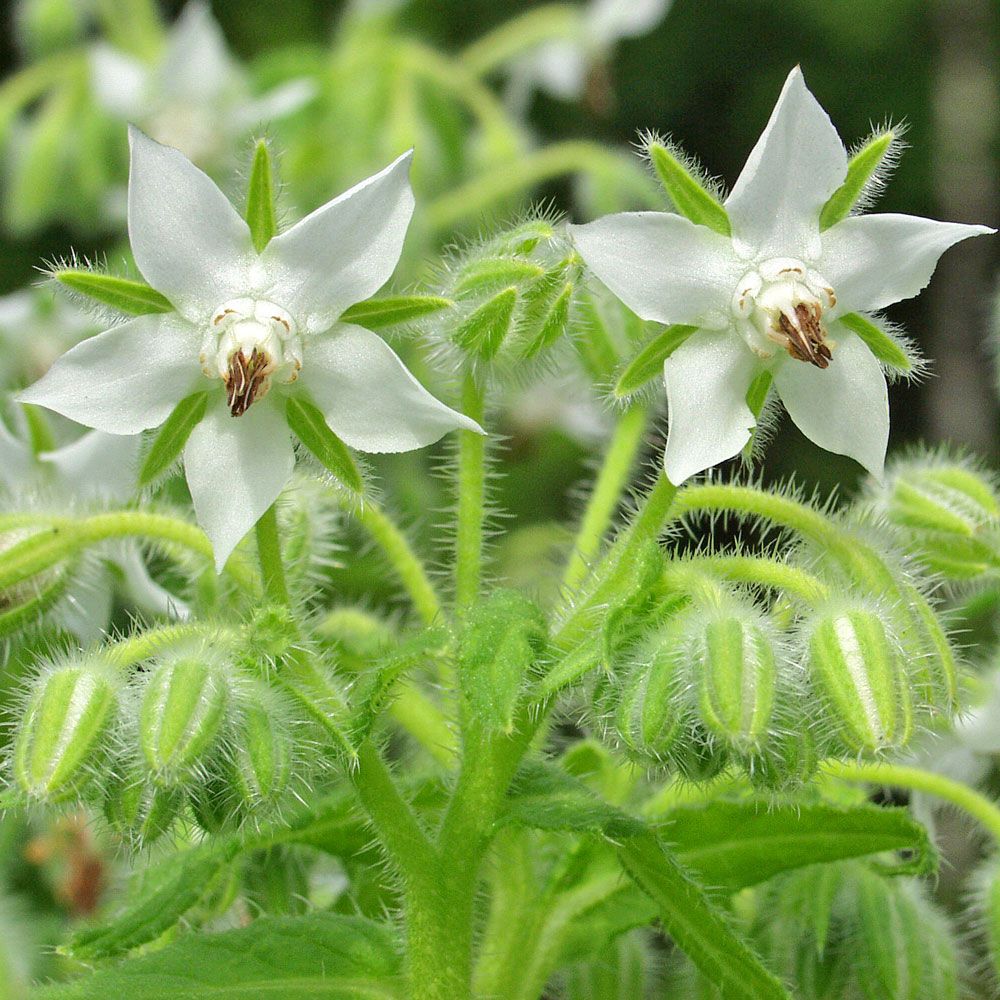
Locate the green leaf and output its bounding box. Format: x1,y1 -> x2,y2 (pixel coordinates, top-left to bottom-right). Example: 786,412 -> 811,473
245,139 -> 278,252
521,281 -> 573,358
838,312 -> 911,373
339,295 -> 454,330
286,394 -> 363,493
54,270 -> 173,315
21,403 -> 55,454
614,325 -> 699,398
501,758 -> 645,837
453,287 -> 518,359
617,832 -> 790,1000
39,914 -> 403,999
742,370 -> 773,459
647,143 -> 731,237
139,391 -> 208,487
664,801 -> 935,891
459,589 -> 546,734
66,839 -> 238,959
819,130 -> 896,231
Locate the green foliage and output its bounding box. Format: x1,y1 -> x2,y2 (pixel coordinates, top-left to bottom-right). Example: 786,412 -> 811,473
54,269 -> 173,315
646,141 -> 731,236
838,312 -> 912,374
819,130 -> 898,231
613,323 -> 699,399
339,295 -> 455,330
246,139 -> 278,252
139,391 -> 208,487
285,394 -> 364,493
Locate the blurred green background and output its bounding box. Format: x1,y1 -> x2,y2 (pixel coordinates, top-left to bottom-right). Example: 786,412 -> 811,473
0,0 -> 997,491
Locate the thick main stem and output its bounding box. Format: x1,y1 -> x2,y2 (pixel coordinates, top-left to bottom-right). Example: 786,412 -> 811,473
455,374 -> 487,611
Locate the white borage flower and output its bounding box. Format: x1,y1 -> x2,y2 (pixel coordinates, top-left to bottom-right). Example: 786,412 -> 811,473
20,128 -> 483,570
569,67 -> 995,484
508,0 -> 671,108
0,418 -> 184,642
89,1 -> 315,165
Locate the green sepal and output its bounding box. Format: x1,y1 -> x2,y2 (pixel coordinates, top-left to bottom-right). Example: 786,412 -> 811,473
459,589 -> 547,734
0,560 -> 73,639
819,130 -> 896,231
339,294 -> 454,330
245,139 -> 278,253
614,324 -> 699,398
285,394 -> 363,494
742,370 -> 773,459
453,287 -> 518,359
838,312 -> 911,373
21,402 -> 56,454
647,142 -> 731,237
520,280 -> 573,358
618,831 -> 790,1000
54,269 -> 173,315
139,391 -> 209,487
454,257 -> 545,298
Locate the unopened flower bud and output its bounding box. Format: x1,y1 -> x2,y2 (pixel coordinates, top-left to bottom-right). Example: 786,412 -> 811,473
882,456 -> 1000,579
138,653 -> 229,784
807,607 -> 912,753
695,612 -> 777,751
231,699 -> 293,809
13,660 -> 119,801
104,768 -> 183,848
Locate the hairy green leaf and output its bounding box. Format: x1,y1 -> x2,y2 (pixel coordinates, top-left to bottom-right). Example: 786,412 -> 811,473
40,914 -> 402,999
455,256 -> 545,297
453,287 -> 518,359
647,143 -> 731,236
286,394 -> 363,493
54,270 -> 173,315
246,139 -> 278,252
340,295 -> 454,330
614,325 -> 699,398
139,391 -> 208,487
819,130 -> 896,231
618,832 -> 790,1000
839,312 -> 911,373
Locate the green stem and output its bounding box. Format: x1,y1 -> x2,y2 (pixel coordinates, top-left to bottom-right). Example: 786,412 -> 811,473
353,501 -> 443,625
425,141 -> 661,235
104,622 -> 237,669
461,4 -> 579,75
255,504 -> 290,606
561,405 -> 649,593
676,555 -> 831,604
455,374 -> 487,611
823,760 -> 1000,844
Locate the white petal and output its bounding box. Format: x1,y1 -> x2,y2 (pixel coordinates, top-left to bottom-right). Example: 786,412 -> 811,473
663,330 -> 757,484
232,79 -> 318,129
88,43 -> 148,119
529,43 -> 588,100
724,67 -> 847,260
18,316 -> 202,435
42,431 -> 141,503
158,1 -> 235,102
588,0 -> 671,40
58,570 -> 115,645
260,152 -> 415,332
115,541 -> 189,619
183,397 -> 295,571
0,415 -> 33,490
304,323 -> 482,453
127,126 -> 254,322
569,213 -> 739,327
819,213 -> 995,314
773,329 -> 888,478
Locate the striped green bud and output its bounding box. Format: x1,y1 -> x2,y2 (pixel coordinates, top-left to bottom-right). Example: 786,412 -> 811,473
695,613 -> 777,750
13,660 -> 118,801
808,607 -> 912,753
883,457 -> 1000,579
104,769 -> 183,848
607,623 -> 691,765
139,654 -> 229,784
231,700 -> 292,809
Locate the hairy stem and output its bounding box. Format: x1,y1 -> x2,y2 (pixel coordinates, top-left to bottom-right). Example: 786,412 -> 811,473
455,374 -> 487,611
562,404 -> 649,593
255,504 -> 290,606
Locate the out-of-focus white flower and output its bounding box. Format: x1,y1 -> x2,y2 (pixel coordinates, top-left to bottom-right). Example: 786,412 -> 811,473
0,289 -> 98,390
89,2 -> 315,164
570,67 -> 995,484
509,0 -> 671,107
0,418 -> 184,642
20,128 -> 482,569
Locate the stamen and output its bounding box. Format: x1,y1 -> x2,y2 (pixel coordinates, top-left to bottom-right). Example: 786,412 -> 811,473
225,348 -> 272,417
777,302 -> 832,369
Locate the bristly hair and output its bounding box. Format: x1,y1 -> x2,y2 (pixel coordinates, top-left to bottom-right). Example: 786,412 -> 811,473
847,119 -> 909,216
635,128 -> 728,206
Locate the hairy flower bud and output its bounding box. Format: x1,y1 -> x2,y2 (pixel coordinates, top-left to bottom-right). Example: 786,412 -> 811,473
881,455 -> 1000,580
230,699 -> 293,809
807,606 -> 912,753
138,653 -> 229,784
104,768 -> 183,848
13,660 -> 119,802
695,611 -> 777,751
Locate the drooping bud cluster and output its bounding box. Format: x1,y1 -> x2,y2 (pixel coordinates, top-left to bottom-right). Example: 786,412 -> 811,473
0,526 -> 78,639
443,218 -> 580,366
871,451 -> 1000,582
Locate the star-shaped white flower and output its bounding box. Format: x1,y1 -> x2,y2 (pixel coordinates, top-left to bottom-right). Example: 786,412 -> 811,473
20,129 -> 482,569
90,2 -> 315,165
0,419 -> 183,641
569,67 -> 994,484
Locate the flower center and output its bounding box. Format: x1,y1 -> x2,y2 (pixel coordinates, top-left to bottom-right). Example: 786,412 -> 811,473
201,298 -> 302,417
731,258 -> 837,369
